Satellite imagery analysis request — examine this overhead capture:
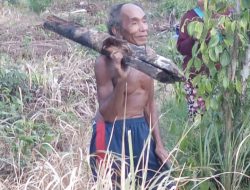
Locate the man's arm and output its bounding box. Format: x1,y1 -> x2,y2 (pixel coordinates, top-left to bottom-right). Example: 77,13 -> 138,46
95,54 -> 128,122
144,80 -> 170,164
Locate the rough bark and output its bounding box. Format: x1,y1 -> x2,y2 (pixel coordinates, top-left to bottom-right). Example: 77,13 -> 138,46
43,15 -> 184,83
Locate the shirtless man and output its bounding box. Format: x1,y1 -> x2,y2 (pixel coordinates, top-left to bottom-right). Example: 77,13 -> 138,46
89,3 -> 176,189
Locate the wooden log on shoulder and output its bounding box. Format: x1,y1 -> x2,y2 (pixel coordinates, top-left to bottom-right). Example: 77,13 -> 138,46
43,15 -> 184,83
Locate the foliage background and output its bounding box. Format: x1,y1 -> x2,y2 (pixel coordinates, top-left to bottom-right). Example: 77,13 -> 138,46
0,0 -> 249,189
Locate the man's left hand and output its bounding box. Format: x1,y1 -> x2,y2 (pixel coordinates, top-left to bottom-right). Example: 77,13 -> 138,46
155,144 -> 171,165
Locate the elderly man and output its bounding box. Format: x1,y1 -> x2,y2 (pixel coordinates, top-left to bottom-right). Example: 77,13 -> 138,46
89,3 -> 176,190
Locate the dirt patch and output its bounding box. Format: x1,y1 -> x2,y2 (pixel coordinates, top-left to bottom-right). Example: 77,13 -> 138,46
0,1 -> 177,60
1,6 -> 72,59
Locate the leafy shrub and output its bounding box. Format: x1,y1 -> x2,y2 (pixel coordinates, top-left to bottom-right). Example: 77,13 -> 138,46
3,120 -> 55,166
5,0 -> 53,14
0,68 -> 31,104
27,0 -> 53,14
166,1 -> 250,189
0,67 -> 55,166
162,0 -> 196,18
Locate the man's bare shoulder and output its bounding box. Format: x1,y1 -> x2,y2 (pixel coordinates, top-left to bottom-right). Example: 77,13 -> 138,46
94,55 -> 109,71
94,55 -> 112,81
95,54 -> 107,65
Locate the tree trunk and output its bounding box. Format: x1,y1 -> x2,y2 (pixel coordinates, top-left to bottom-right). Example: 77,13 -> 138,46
43,15 -> 184,83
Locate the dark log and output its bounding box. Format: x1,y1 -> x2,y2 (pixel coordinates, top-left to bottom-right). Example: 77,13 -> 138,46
43,15 -> 184,83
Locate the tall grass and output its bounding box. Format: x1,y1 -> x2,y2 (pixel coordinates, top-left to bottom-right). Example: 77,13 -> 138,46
0,46 -> 96,189
1,0 -> 250,189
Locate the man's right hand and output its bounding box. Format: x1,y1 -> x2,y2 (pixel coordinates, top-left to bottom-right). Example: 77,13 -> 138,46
110,50 -> 130,79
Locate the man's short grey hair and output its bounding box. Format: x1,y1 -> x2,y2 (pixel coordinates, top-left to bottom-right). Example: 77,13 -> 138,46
107,2 -> 143,36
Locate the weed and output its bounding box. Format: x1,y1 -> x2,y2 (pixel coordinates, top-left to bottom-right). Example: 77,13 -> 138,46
27,0 -> 52,14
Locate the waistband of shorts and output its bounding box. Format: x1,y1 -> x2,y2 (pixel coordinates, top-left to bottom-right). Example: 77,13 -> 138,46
92,117 -> 147,127
103,117 -> 147,125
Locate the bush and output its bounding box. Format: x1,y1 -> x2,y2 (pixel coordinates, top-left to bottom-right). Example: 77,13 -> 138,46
162,0 -> 196,18
0,68 -> 31,103
5,0 -> 53,14
27,0 -> 52,14
0,67 -> 55,166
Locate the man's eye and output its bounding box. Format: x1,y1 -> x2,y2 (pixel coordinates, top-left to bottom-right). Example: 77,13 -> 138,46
131,22 -> 137,25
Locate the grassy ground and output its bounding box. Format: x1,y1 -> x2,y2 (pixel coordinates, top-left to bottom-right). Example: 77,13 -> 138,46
0,0 -> 188,189
3,1 -> 249,190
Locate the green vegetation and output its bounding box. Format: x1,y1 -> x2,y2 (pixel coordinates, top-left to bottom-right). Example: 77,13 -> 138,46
5,0 -> 52,13
0,0 -> 249,189
162,0 -> 196,18
27,0 -> 52,14
173,0 -> 250,189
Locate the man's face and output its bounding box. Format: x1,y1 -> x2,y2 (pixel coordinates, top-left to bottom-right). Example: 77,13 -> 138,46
119,4 -> 148,46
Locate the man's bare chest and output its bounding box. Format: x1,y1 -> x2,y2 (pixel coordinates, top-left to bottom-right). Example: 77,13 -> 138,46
111,68 -> 151,92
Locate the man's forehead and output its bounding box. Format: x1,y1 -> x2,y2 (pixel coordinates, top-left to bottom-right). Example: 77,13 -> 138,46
120,4 -> 146,19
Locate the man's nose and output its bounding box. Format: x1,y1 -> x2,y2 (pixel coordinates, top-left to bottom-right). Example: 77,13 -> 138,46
139,22 -> 148,32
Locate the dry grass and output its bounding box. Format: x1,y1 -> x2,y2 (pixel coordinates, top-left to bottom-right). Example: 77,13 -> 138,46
0,50 -> 96,189
0,4 -> 97,188
2,1 -> 249,190
0,1 -> 188,189
0,2 -> 179,189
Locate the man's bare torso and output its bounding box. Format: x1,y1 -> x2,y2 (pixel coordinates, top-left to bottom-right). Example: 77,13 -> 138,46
95,55 -> 152,122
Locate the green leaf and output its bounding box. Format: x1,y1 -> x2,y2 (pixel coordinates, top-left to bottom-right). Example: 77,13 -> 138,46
208,48 -> 218,62
195,22 -> 204,39
194,58 -> 202,70
205,79 -> 212,93
218,68 -> 226,80
200,181 -> 210,190
220,50 -> 231,67
187,22 -> 196,36
192,75 -> 202,86
238,33 -> 248,46
235,80 -> 242,94
231,21 -> 236,33
44,134 -> 54,142
199,81 -> 206,95
209,65 -> 217,77
223,77 -> 229,89
205,98 -> 210,110
224,34 -> 234,47
192,42 -> 199,57
240,20 -> 248,33
19,136 -> 35,144
210,98 -> 218,110
186,58 -> 194,76
180,138 -> 189,150
202,52 -> 210,65
218,16 -> 226,26
200,42 -> 207,53
215,45 -> 223,58
208,34 -> 220,48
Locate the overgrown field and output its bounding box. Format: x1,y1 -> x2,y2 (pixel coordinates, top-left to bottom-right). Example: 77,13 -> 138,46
0,0 -> 249,189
